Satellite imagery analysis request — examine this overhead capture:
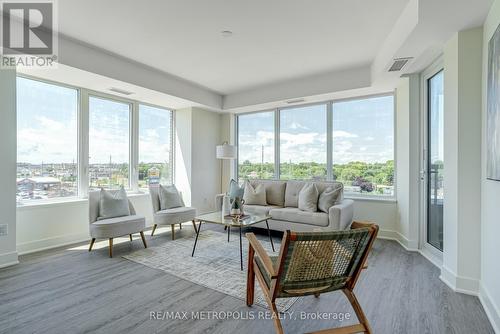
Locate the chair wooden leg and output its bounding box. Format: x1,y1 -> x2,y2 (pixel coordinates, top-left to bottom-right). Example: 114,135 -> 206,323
109,238 -> 113,258
314,293 -> 320,298
88,238 -> 96,252
171,224 -> 175,240
343,288 -> 372,334
140,231 -> 147,248
270,301 -> 284,334
129,234 -> 133,241
151,224 -> 157,236
246,246 -> 255,306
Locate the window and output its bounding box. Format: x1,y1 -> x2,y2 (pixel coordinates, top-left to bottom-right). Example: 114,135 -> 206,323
237,111 -> 275,180
280,104 -> 327,180
236,94 -> 395,197
138,104 -> 173,190
89,96 -> 131,190
16,77 -> 78,202
332,95 -> 394,196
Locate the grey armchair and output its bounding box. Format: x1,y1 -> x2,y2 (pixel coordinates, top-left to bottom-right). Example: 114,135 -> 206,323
88,190 -> 147,257
149,186 -> 197,240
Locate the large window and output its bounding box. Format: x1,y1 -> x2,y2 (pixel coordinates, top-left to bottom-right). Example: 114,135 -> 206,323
16,77 -> 78,202
280,104 -> 327,180
333,95 -> 394,196
138,104 -> 173,190
89,96 -> 131,190
236,94 -> 395,197
16,75 -> 175,204
238,111 -> 275,180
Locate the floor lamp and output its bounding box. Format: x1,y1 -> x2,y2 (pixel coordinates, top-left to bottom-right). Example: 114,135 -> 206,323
216,142 -> 237,193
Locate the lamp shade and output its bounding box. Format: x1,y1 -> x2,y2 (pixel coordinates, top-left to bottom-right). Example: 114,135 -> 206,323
216,143 -> 237,159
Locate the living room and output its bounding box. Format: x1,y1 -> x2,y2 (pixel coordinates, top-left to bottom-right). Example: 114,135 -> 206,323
0,1 -> 499,333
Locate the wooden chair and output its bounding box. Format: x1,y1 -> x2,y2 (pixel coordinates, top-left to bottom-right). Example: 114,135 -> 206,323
246,221 -> 379,334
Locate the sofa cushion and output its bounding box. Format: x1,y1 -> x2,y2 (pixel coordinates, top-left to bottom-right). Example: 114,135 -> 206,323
243,182 -> 267,205
249,180 -> 286,206
298,183 -> 319,212
318,184 -> 343,213
284,181 -> 305,207
269,208 -> 329,227
90,214 -> 145,238
243,204 -> 282,216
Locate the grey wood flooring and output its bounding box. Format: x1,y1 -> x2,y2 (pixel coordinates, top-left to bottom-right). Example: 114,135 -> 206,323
0,225 -> 494,334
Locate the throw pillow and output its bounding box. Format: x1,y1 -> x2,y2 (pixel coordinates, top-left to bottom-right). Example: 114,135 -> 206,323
159,184 -> 183,210
98,187 -> 130,220
298,183 -> 319,212
243,182 -> 267,205
228,179 -> 244,201
318,186 -> 342,213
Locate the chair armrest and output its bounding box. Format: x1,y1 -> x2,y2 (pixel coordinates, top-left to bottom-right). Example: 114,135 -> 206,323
328,199 -> 354,230
246,233 -> 277,278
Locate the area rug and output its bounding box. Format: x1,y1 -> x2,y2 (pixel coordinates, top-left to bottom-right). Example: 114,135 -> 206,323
123,229 -> 297,312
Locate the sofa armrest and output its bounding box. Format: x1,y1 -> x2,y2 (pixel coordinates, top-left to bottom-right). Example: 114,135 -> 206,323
328,199 -> 354,230
215,193 -> 225,211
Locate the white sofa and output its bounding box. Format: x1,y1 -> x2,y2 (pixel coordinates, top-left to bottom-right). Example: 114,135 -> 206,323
217,180 -> 354,232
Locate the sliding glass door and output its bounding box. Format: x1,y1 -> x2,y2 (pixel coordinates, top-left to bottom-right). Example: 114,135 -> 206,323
426,70 -> 444,251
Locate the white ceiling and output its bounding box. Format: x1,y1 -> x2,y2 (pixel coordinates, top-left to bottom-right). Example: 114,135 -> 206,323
56,0 -> 409,95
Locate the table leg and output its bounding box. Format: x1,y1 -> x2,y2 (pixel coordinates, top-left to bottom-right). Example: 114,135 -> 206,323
266,220 -> 275,252
227,225 -> 230,242
191,221 -> 202,257
239,226 -> 243,271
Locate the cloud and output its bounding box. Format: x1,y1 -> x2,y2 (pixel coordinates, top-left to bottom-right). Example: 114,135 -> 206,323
333,130 -> 358,139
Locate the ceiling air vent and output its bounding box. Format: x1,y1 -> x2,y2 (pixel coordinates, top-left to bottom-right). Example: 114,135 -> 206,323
286,98 -> 305,104
388,57 -> 413,72
109,87 -> 134,95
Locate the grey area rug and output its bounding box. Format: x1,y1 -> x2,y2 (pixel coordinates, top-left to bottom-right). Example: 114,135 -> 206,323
123,229 -> 297,312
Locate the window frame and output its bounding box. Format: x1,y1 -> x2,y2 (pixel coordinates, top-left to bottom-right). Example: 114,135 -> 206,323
235,92 -> 397,200
16,74 -> 175,206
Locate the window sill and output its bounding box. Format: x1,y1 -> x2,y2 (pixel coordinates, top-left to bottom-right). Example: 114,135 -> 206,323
344,195 -> 397,203
16,192 -> 151,210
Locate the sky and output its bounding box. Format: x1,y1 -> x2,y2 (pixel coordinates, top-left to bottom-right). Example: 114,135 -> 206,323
17,77 -> 172,165
238,95 -> 394,165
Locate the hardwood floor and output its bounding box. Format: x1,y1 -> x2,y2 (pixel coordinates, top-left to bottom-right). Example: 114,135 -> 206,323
0,225 -> 494,334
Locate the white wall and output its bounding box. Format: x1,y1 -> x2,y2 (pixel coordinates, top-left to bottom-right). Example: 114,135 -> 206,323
481,0 -> 500,330
442,28 -> 483,294
175,107 -> 222,213
0,68 -> 18,268
16,195 -> 154,255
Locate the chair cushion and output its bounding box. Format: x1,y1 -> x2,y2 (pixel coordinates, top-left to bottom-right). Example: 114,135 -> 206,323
154,206 -> 196,225
298,183 -> 319,212
269,208 -> 329,227
243,204 -> 282,216
90,215 -> 145,238
98,187 -> 130,220
243,182 -> 267,205
159,184 -> 183,210
249,180 -> 286,206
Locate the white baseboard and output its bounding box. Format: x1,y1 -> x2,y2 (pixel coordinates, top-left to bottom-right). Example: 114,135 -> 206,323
17,232 -> 90,256
0,251 -> 19,269
479,283 -> 500,334
440,265 -> 480,296
377,229 -> 418,251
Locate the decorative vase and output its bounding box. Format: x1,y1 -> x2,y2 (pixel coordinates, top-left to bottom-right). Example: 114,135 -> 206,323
222,195 -> 231,215
230,208 -> 241,215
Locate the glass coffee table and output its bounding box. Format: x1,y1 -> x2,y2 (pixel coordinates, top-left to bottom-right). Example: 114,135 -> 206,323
191,211 -> 275,270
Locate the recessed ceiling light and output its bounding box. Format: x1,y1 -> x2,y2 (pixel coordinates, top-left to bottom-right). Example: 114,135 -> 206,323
221,30 -> 233,37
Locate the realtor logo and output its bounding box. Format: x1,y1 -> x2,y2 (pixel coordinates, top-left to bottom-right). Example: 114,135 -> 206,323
1,0 -> 58,67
